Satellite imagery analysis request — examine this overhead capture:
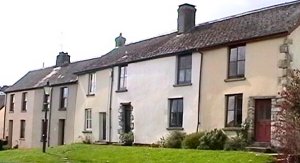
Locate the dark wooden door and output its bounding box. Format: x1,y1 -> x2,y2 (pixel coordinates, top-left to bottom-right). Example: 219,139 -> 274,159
58,119 -> 65,145
8,120 -> 13,148
255,99 -> 271,142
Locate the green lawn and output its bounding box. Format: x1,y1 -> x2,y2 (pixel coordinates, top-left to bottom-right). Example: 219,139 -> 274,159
0,144 -> 274,163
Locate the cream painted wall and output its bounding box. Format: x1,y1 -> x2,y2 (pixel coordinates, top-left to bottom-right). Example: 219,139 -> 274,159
5,84 -> 78,148
289,26 -> 300,69
200,37 -> 284,130
74,69 -> 111,142
110,52 -> 201,144
5,90 -> 35,148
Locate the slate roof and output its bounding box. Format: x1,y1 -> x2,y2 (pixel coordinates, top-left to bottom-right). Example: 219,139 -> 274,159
6,1 -> 300,92
5,58 -> 96,92
77,1 -> 300,73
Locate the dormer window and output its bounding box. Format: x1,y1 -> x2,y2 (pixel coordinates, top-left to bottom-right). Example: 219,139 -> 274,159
88,73 -> 96,95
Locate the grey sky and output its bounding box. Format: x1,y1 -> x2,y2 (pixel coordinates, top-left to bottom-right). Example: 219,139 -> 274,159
0,0 -> 295,86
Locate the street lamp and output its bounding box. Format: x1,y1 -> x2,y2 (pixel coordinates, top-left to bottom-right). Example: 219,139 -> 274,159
42,81 -> 52,153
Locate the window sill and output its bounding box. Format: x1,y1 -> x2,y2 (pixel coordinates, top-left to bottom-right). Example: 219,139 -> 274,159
58,108 -> 67,111
224,77 -> 246,82
86,93 -> 95,97
21,110 -> 27,113
9,111 -> 14,113
173,83 -> 192,87
82,130 -> 92,133
19,138 -> 25,141
223,127 -> 242,131
166,127 -> 184,131
116,89 -> 128,93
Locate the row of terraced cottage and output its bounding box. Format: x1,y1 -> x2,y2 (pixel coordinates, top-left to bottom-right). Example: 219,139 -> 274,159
2,2 -> 300,148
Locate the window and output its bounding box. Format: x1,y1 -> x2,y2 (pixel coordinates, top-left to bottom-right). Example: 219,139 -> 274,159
177,54 -> 192,84
43,94 -> 50,111
9,94 -> 15,112
228,45 -> 245,78
169,98 -> 183,127
118,65 -> 127,90
21,92 -> 27,112
225,94 -> 243,127
20,120 -> 25,139
88,73 -> 96,94
60,87 -> 68,109
85,108 -> 92,130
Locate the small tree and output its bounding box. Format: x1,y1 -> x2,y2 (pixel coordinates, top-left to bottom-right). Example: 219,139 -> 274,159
274,69 -> 300,161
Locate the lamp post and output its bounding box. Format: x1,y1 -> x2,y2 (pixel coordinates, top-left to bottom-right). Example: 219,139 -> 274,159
42,81 -> 51,153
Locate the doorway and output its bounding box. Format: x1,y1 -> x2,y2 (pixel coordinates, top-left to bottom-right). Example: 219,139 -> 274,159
58,119 -> 65,145
99,112 -> 106,141
255,99 -> 271,142
8,120 -> 13,148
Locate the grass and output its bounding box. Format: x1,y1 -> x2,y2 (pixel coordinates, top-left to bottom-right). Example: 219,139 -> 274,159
0,144 -> 274,163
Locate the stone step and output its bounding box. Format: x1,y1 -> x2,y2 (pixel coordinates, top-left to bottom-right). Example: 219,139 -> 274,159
94,141 -> 109,145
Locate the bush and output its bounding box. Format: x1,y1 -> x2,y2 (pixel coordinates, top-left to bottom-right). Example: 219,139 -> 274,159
198,129 -> 227,150
182,132 -> 205,149
224,136 -> 247,151
165,131 -> 186,148
120,131 -> 134,146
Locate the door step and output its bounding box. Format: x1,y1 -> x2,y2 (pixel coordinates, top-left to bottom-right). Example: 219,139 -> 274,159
94,141 -> 109,145
246,142 -> 274,153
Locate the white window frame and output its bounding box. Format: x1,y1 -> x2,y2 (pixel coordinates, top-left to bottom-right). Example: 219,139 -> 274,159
88,73 -> 96,94
85,108 -> 92,130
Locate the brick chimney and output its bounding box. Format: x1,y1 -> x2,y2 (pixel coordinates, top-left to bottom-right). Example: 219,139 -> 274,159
115,33 -> 126,48
56,51 -> 70,67
177,3 -> 196,34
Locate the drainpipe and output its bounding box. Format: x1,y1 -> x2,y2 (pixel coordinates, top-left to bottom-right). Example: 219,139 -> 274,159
108,67 -> 114,142
47,87 -> 53,147
2,94 -> 7,139
196,51 -> 203,133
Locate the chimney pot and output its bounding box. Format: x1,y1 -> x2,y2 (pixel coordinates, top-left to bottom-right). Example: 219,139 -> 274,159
115,33 -> 126,47
177,3 -> 196,34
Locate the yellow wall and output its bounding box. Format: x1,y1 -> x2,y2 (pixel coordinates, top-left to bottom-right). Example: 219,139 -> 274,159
200,37 -> 284,130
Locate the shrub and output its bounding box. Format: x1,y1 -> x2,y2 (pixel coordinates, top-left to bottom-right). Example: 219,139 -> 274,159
157,136 -> 166,148
224,136 -> 247,151
198,129 -> 227,150
120,131 -> 134,146
165,131 -> 186,148
182,132 -> 205,149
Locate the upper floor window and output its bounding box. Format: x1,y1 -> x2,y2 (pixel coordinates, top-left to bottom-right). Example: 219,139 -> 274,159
88,73 -> 96,94
21,92 -> 27,112
85,108 -> 92,130
177,54 -> 192,84
228,45 -> 245,78
225,94 -> 243,127
60,87 -> 68,109
9,94 -> 15,112
169,98 -> 183,128
118,65 -> 127,90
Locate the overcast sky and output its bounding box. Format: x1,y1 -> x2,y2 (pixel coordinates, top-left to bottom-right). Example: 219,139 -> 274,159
0,0 -> 295,86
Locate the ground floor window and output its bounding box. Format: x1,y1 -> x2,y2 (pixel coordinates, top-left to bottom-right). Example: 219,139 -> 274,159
225,94 -> 243,127
85,108 -> 92,130
169,98 -> 183,127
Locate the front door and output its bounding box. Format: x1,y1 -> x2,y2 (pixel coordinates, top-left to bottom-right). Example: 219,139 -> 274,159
255,99 -> 271,142
99,112 -> 106,141
58,119 -> 65,145
8,120 -> 13,148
